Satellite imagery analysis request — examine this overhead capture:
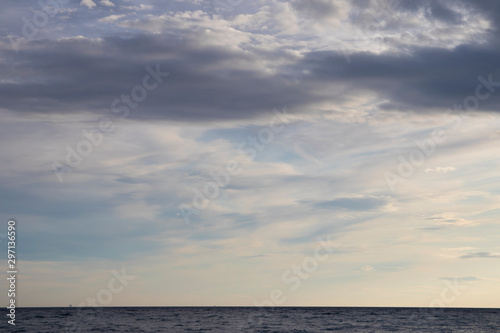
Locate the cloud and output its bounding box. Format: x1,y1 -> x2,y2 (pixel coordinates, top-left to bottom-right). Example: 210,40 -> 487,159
1,0 -> 500,309
290,0 -> 340,21
440,275 -> 500,283
1,1 -> 499,126
425,212 -> 477,227
439,276 -> 481,282
361,264 -> 374,272
299,46 -> 500,113
0,33 -> 331,122
80,0 -> 97,9
98,14 -> 126,23
425,167 -> 456,173
447,0 -> 500,30
460,252 -> 500,259
100,0 -> 115,7
122,4 -> 153,11
80,0 -> 114,9
311,196 -> 391,211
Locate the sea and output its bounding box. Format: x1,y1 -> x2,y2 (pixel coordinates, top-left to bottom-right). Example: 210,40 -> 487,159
2,307 -> 499,332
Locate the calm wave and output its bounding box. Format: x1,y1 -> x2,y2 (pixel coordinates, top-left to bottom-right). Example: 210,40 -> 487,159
2,307 -> 499,332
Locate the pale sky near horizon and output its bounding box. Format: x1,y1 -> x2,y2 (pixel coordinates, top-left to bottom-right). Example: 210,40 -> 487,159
1,0 -> 500,308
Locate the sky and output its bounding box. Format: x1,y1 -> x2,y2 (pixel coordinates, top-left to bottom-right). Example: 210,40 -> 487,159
0,0 -> 500,308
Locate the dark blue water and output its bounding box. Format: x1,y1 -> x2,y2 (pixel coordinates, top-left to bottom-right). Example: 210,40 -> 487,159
1,307 -> 499,332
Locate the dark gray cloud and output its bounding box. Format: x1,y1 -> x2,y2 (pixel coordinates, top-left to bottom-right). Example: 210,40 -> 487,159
300,44 -> 500,112
1,0 -> 500,125
439,276 -> 481,282
291,0 -> 339,21
394,0 -> 466,24
311,196 -> 389,211
386,0 -> 500,44
432,0 -> 500,29
427,1 -> 464,24
0,33 -> 336,122
460,252 -> 500,259
3,33 -> 500,124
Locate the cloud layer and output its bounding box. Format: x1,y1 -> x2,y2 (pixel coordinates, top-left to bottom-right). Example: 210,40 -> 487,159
1,0 -> 500,308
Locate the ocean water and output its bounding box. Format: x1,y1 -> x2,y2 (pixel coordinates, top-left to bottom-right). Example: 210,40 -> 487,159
2,307 -> 499,332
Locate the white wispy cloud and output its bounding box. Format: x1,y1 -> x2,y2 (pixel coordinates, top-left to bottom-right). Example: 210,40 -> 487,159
425,166 -> 456,173
80,0 -> 97,9
98,14 -> 126,23
100,0 -> 115,7
361,264 -> 374,272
